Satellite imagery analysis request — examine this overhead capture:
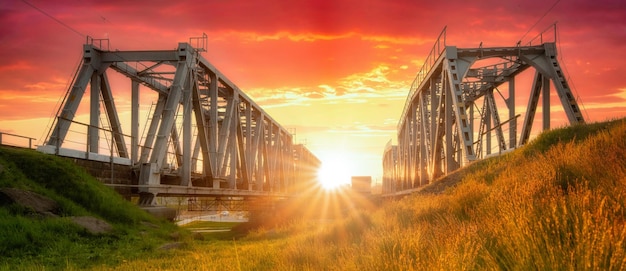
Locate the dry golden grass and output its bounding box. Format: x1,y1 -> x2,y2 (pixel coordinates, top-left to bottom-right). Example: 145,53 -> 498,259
95,120 -> 626,270
66,119 -> 626,270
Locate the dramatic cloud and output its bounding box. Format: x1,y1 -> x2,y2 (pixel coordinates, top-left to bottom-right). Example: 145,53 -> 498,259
1,0 -> 625,180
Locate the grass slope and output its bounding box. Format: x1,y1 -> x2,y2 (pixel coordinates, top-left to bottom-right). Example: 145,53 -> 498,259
2,117 -> 625,270
108,118 -> 626,270
0,147 -> 187,270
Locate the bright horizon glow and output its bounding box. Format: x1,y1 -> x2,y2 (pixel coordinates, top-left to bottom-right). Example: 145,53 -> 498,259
316,153 -> 355,190
1,0 -> 625,184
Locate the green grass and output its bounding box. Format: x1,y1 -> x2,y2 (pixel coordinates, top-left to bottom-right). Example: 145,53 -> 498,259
2,118 -> 626,270
0,147 -> 189,270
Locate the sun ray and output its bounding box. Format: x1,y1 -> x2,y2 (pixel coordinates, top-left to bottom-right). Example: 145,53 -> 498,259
316,152 -> 355,190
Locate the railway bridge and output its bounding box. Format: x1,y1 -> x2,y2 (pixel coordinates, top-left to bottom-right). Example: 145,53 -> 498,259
37,35 -> 320,206
383,26 -> 585,195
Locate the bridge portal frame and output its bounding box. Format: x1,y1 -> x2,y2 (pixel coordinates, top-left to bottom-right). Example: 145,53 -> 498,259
389,34 -> 585,193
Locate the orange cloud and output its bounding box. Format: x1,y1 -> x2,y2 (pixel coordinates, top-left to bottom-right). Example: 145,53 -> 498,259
1,0 -> 625,180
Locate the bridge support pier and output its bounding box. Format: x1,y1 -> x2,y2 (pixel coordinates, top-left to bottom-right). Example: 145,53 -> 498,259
138,192 -> 157,206
213,179 -> 221,189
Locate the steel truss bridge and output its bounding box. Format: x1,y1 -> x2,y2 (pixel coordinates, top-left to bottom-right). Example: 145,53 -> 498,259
38,35 -> 320,205
382,27 -> 585,195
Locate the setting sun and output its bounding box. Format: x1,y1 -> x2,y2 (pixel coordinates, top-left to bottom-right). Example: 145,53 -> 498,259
316,153 -> 355,190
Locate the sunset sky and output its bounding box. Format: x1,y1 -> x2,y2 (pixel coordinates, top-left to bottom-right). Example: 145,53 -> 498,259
1,0 -> 625,185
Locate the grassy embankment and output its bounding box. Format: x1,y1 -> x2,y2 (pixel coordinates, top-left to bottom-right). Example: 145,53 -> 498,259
0,146 -> 191,270
2,117 -> 626,270
109,118 -> 626,270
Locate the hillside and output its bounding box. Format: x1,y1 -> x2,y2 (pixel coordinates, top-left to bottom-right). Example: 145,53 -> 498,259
116,117 -> 626,270
0,146 -> 188,269
381,117 -> 626,269
419,117 -> 626,195
1,117 -> 625,270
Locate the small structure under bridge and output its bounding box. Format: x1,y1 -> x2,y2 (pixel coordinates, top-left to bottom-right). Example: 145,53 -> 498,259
38,35 -> 321,206
383,26 -> 585,195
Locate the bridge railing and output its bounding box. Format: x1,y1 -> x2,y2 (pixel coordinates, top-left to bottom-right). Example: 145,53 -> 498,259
524,23 -> 557,46
399,26 -> 447,129
45,117 -> 133,163
44,116 -> 208,173
0,132 -> 37,149
86,36 -> 110,50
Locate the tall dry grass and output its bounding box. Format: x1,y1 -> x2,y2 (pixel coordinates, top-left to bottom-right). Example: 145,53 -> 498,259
93,119 -> 626,270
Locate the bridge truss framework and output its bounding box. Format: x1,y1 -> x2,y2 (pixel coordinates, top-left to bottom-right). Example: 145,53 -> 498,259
383,28 -> 585,194
39,36 -> 320,204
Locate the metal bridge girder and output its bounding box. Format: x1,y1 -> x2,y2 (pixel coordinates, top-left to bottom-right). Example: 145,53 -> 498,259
519,43 -> 585,124
148,44 -> 193,168
48,56 -> 96,147
384,38 -> 585,196
40,39 -> 318,201
444,47 -> 477,165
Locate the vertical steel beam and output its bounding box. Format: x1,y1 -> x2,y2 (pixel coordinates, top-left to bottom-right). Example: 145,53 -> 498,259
444,76 -> 454,173
89,72 -> 100,153
431,72 -> 446,180
131,80 -> 139,164
485,99 -> 492,155
262,122 -> 271,190
251,112 -> 263,190
245,102 -> 253,189
420,89 -> 431,181
401,124 -> 409,189
542,75 -> 551,131
268,125 -> 277,191
418,93 -> 429,185
418,109 -> 428,186
410,103 -> 418,187
444,47 -> 476,165
229,101 -> 238,188
181,70 -> 193,186
209,73 -> 219,176
191,79 -> 213,179
170,126 -> 183,167
429,79 -> 438,180
508,77 -> 516,147
236,112 -> 249,189
256,117 -> 266,191
469,102 -> 474,139
192,137 -> 201,173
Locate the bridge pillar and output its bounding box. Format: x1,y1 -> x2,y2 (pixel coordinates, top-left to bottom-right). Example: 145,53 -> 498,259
137,192 -> 156,206
138,163 -> 160,206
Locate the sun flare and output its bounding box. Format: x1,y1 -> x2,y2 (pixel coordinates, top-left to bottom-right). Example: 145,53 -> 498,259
316,153 -> 354,190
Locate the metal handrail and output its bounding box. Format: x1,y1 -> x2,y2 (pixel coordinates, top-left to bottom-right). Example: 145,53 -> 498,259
398,26 -> 447,130
525,23 -> 557,46
0,132 -> 37,149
